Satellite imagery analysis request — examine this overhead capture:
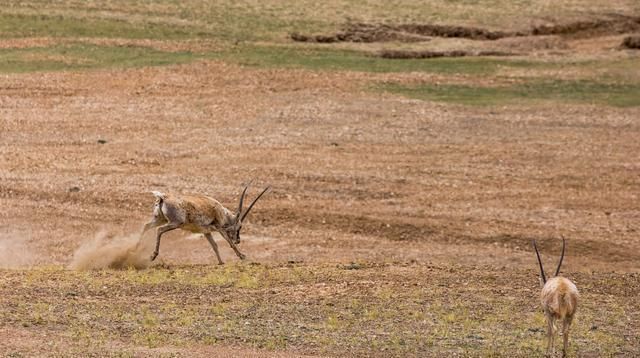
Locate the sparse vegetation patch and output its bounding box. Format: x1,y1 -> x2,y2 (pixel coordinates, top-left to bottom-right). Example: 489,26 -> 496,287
1,264 -> 638,356
380,80 -> 640,107
0,43 -> 198,72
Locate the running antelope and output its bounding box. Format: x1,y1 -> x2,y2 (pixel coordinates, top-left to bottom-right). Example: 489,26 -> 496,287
139,183 -> 270,264
532,237 -> 579,357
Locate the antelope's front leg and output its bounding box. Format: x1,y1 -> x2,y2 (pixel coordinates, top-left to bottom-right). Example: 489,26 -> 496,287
224,238 -> 246,260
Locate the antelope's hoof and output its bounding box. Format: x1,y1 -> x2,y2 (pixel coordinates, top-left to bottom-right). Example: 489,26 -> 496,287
150,252 -> 158,261
239,253 -> 246,260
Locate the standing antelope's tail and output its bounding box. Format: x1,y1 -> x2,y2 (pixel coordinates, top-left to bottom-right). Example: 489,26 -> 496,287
559,290 -> 578,319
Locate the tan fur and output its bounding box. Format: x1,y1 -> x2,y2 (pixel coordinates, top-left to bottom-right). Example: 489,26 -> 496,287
139,185 -> 269,264
165,194 -> 234,232
533,239 -> 579,357
540,276 -> 579,357
541,277 -> 579,322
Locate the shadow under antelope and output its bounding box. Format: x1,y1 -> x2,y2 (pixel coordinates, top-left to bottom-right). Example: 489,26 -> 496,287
139,182 -> 270,264
532,237 -> 579,357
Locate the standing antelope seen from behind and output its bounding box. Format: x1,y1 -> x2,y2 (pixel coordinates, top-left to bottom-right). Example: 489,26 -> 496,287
139,183 -> 270,264
532,237 -> 579,357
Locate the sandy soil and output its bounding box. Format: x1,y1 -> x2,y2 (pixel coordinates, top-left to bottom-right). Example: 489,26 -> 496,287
1,58 -> 639,273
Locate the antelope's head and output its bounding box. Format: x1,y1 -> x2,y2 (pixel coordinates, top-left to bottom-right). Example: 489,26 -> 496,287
223,183 -> 270,245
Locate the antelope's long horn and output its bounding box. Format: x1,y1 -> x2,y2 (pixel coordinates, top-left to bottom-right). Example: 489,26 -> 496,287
237,181 -> 252,216
240,186 -> 270,222
532,240 -> 547,284
555,236 -> 566,277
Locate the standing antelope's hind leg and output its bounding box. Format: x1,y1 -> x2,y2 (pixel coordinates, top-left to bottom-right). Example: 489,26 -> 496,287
204,233 -> 224,265
562,316 -> 573,357
546,314 -> 556,357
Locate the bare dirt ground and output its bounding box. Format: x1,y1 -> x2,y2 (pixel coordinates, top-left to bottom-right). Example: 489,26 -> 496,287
2,59 -> 639,272
1,4 -> 640,355
1,57 -> 639,356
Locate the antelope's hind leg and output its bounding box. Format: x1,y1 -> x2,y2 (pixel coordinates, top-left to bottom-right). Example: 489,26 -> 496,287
140,201 -> 168,241
150,223 -> 180,261
140,220 -> 161,239
546,314 -> 556,357
562,315 -> 574,357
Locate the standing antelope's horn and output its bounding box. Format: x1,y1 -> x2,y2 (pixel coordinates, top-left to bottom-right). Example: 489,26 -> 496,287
533,240 -> 547,284
555,236 -> 566,277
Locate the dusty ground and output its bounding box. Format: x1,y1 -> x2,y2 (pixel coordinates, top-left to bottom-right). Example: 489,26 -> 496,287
1,56 -> 639,356
1,1 -> 640,356
2,59 -> 639,272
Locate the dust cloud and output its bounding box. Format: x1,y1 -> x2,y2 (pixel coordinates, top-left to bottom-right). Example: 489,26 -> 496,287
0,236 -> 37,268
69,231 -> 154,270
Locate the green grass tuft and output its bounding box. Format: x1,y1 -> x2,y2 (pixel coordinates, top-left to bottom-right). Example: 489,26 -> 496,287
380,80 -> 640,107
219,45 -> 552,75
0,13 -> 210,39
0,43 -> 198,73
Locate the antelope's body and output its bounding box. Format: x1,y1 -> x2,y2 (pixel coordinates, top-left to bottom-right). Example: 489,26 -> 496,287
139,184 -> 270,264
152,193 -> 234,233
541,277 -> 579,323
533,238 -> 579,357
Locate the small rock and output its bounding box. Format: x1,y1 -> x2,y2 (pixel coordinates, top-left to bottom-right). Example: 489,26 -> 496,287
97,139 -> 107,144
590,325 -> 598,331
344,262 -> 363,270
466,334 -> 484,340
68,186 -> 81,192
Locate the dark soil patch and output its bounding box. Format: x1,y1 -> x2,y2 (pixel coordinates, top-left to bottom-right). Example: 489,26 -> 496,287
396,23 -> 511,40
531,16 -> 640,38
290,24 -> 433,43
290,16 -> 640,44
379,49 -> 515,59
621,35 -> 640,49
290,23 -> 510,43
